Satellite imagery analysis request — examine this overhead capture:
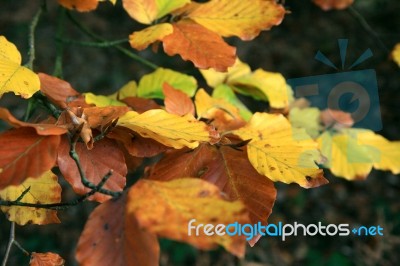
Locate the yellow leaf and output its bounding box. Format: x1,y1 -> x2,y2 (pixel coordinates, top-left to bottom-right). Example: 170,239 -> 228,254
187,0 -> 285,40
117,109 -> 211,149
108,80 -> 138,100
391,43 -> 400,67
0,170 -> 61,225
84,92 -> 127,107
126,178 -> 250,257
318,129 -> 400,180
200,59 -> 251,88
195,89 -> 240,119
122,0 -> 189,24
129,23 -> 173,50
234,69 -> 293,109
0,36 -> 40,98
234,113 -> 327,188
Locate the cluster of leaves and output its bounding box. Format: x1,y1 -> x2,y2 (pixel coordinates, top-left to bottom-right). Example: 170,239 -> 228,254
0,0 -> 400,265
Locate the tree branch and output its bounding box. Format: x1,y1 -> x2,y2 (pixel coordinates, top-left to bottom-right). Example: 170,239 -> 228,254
57,38 -> 128,48
1,223 -> 15,266
25,7 -> 43,69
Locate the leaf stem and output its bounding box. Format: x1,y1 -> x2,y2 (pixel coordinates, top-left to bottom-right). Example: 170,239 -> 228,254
66,11 -> 158,70
25,6 -> 43,70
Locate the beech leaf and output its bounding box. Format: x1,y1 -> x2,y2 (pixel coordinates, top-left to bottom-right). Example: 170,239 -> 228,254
30,252 -> 65,266
0,171 -> 61,225
38,73 -> 80,108
129,23 -> 173,50
162,20 -> 236,72
163,82 -> 195,116
126,178 -> 250,257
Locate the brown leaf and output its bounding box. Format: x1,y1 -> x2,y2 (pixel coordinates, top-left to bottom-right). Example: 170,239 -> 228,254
148,143 -> 276,231
82,106 -> 130,129
313,0 -> 354,10
38,73 -> 81,108
122,97 -> 161,113
162,20 -> 236,71
0,127 -> 60,189
58,0 -> 98,12
30,252 -> 65,266
0,107 -> 68,136
57,136 -> 126,202
162,82 -> 195,116
108,127 -> 169,158
76,196 -> 159,266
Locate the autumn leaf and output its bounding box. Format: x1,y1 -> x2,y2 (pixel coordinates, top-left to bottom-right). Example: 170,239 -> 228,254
163,82 -> 195,116
313,0 -> 354,10
126,178 -> 250,257
137,68 -> 197,99
108,127 -> 169,157
39,73 -> 81,108
109,80 -> 138,100
81,106 -> 130,129
0,36 -> 40,98
129,23 -> 173,50
186,0 -> 285,40
122,97 -> 161,113
391,43 -> 400,67
123,0 -> 190,24
0,171 -> 61,225
57,136 -> 126,202
0,107 -> 68,136
76,195 -> 159,266
0,127 -> 60,189
148,144 -> 277,231
233,113 -> 327,188
85,92 -> 127,107
289,107 -> 321,139
58,0 -> 98,11
117,109 -> 213,149
318,129 -> 400,180
320,109 -> 354,129
30,252 -> 65,266
162,20 -> 236,72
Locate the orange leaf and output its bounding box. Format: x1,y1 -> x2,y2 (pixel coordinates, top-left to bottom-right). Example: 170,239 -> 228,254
0,107 -> 68,136
187,0 -> 285,40
58,0 -> 99,12
108,127 -> 169,158
162,20 -> 236,71
148,143 -> 276,232
76,196 -> 159,266
127,178 -> 250,257
57,136 -> 126,202
30,252 -> 65,266
163,82 -> 195,116
38,73 -> 81,108
82,106 -> 130,129
0,127 -> 60,189
313,0 -> 354,10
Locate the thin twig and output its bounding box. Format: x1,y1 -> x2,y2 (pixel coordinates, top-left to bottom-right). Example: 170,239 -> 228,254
25,8 -> 43,69
57,38 -> 128,48
66,11 -> 158,70
348,6 -> 389,53
1,223 -> 15,266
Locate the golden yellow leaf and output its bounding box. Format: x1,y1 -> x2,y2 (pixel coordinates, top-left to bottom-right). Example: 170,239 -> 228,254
391,43 -> 400,67
122,0 -> 189,24
84,92 -> 127,107
187,0 -> 285,40
195,89 -> 240,119
126,178 -> 250,257
318,129 -> 400,180
129,23 -> 173,50
0,170 -> 61,225
117,109 -> 211,149
0,36 -> 40,98
234,113 -> 327,188
200,59 -> 251,88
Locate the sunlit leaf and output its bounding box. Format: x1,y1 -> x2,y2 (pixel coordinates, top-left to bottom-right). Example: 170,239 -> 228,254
162,20 -> 236,72
233,113 -> 327,188
0,171 -> 61,225
289,107 -> 321,139
76,196 -> 159,266
0,36 -> 40,98
187,0 -> 285,40
126,178 -> 250,257
129,23 -> 173,50
85,92 -> 126,107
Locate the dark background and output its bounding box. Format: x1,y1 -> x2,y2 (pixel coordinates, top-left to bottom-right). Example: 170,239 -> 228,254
1,0 -> 400,265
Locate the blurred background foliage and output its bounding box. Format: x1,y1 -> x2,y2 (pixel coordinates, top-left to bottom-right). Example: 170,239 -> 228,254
1,0 -> 400,265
